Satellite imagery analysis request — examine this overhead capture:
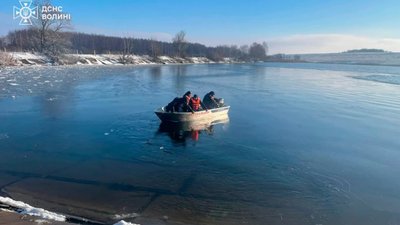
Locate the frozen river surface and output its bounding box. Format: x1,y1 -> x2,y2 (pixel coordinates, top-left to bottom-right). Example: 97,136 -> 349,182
0,63 -> 400,225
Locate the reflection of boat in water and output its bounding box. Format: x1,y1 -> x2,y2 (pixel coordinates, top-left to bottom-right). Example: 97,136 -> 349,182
155,106 -> 230,123
158,115 -> 229,141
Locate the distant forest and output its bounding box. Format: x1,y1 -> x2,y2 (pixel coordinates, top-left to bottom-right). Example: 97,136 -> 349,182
0,0 -> 269,63
343,49 -> 386,53
0,28 -> 269,62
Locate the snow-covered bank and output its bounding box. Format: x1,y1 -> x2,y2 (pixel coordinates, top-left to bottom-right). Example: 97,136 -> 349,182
0,196 -> 66,221
0,52 -> 238,66
0,196 -> 140,225
295,52 -> 400,66
114,220 -> 140,225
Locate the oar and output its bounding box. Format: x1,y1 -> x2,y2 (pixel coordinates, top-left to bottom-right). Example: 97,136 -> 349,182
187,104 -> 195,113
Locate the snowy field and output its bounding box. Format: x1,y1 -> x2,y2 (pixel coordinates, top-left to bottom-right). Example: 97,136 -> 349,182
298,52 -> 400,66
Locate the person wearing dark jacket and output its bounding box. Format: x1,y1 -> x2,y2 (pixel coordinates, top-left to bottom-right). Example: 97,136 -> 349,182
183,91 -> 193,112
203,91 -> 219,109
165,97 -> 179,112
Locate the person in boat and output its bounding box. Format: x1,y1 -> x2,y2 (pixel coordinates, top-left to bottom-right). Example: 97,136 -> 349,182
165,91 -> 194,113
183,91 -> 194,112
189,94 -> 207,111
203,91 -> 220,109
165,97 -> 181,112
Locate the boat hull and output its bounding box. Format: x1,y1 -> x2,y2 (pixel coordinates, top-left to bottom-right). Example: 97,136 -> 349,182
155,106 -> 230,123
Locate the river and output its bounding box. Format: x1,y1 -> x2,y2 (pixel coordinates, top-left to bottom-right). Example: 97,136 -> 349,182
0,63 -> 400,225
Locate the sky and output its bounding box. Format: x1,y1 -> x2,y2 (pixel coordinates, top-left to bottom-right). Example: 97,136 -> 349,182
1,0 -> 400,54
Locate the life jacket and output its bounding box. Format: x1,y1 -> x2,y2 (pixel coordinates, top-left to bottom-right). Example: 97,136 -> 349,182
190,98 -> 201,110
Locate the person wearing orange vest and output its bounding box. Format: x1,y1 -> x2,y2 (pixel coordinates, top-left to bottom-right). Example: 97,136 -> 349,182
190,94 -> 207,111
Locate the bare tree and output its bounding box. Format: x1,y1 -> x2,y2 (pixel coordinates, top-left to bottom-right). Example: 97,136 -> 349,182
239,45 -> 249,54
33,0 -> 71,56
173,30 -> 187,58
150,38 -> 161,59
120,36 -> 134,64
262,41 -> 269,55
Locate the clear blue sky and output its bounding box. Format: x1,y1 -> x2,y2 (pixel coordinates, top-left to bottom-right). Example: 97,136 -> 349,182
1,0 -> 400,53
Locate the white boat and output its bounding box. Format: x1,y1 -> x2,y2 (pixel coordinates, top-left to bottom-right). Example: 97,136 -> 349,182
159,116 -> 229,133
155,106 -> 230,123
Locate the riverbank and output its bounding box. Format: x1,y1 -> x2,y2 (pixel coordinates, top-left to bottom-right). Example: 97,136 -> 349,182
0,196 -> 139,225
0,211 -> 137,225
0,52 -> 240,67
0,210 -> 73,225
296,51 -> 400,66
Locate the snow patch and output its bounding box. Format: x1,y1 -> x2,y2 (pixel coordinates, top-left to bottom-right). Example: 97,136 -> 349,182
3,52 -> 225,66
3,52 -> 239,66
10,52 -> 49,66
34,219 -> 51,224
0,196 -> 66,222
114,220 -> 140,225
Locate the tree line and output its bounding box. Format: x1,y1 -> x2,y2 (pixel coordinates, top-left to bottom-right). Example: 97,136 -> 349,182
0,0 -> 268,62
1,29 -> 268,61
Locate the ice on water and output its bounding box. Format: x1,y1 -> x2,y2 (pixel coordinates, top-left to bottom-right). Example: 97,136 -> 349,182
0,66 -> 106,99
352,73 -> 400,85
